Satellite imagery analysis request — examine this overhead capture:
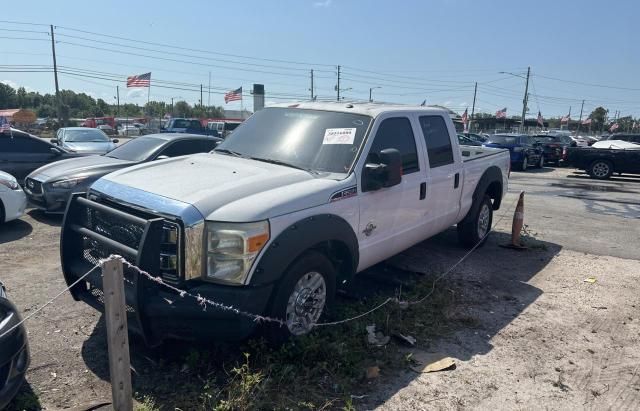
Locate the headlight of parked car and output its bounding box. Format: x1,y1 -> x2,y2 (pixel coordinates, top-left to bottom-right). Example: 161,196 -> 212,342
0,176 -> 19,190
50,177 -> 87,189
205,221 -> 270,285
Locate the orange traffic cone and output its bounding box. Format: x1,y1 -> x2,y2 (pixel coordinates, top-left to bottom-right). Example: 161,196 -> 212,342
501,191 -> 527,250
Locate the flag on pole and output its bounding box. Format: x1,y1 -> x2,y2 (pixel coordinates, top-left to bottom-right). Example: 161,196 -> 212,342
126,72 -> 151,88
0,116 -> 10,132
495,107 -> 507,119
581,118 -> 592,125
420,99 -> 426,106
560,114 -> 570,123
224,87 -> 243,103
609,123 -> 619,132
461,108 -> 469,132
537,111 -> 544,127
633,121 -> 638,130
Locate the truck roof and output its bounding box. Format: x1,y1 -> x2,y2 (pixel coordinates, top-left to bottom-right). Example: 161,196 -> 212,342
269,101 -> 451,118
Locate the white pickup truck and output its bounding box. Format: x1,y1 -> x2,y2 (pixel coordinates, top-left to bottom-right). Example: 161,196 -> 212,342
60,102 -> 510,344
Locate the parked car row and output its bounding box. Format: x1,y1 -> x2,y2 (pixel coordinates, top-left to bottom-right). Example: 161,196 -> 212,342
566,133 -> 640,179
482,134 -> 544,171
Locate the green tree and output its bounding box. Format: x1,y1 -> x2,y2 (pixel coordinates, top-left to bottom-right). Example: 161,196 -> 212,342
16,87 -> 27,108
173,100 -> 191,117
0,83 -> 17,109
144,101 -> 167,117
588,107 -> 608,131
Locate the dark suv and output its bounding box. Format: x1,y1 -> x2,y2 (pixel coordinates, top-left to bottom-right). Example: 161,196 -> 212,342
606,134 -> 640,144
533,134 -> 574,165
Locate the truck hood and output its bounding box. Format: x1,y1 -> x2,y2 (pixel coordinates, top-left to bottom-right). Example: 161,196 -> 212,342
99,153 -> 346,221
27,155 -> 134,182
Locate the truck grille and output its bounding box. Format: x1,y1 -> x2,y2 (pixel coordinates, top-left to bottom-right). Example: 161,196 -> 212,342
70,195 -> 184,286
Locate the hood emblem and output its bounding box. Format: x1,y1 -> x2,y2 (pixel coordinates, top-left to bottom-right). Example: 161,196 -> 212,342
363,222 -> 377,237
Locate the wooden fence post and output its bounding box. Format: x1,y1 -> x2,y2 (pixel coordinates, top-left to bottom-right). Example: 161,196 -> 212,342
102,258 -> 133,411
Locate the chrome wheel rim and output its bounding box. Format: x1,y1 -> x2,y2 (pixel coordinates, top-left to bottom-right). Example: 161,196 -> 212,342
285,271 -> 326,335
477,203 -> 491,239
522,157 -> 528,169
539,155 -> 544,167
593,162 -> 609,177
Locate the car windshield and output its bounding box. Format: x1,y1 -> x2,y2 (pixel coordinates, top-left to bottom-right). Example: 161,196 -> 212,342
65,129 -> 109,142
487,135 -> 519,144
214,107 -> 372,174
171,119 -> 199,128
104,136 -> 166,161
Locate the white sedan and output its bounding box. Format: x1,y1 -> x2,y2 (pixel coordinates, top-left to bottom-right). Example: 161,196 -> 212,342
0,171 -> 27,223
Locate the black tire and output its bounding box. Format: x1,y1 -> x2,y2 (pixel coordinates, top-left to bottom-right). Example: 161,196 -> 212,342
534,155 -> 544,169
457,195 -> 493,248
518,156 -> 528,171
588,160 -> 613,180
0,200 -> 4,224
264,251 -> 336,343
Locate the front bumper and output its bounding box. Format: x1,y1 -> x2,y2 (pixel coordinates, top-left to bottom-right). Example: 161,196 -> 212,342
61,193 -> 274,344
1,188 -> 26,222
0,296 -> 30,409
24,179 -> 91,213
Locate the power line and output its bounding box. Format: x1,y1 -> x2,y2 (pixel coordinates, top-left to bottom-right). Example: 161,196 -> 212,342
534,73 -> 640,92
0,20 -> 49,27
55,25 -> 336,68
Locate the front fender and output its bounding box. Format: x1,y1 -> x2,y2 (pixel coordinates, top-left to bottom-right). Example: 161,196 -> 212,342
250,214 -> 359,286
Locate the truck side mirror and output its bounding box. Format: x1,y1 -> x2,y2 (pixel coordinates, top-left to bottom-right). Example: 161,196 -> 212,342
362,148 -> 402,192
50,138 -> 58,144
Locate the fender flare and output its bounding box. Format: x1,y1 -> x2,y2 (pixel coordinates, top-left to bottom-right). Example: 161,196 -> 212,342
462,166 -> 504,223
250,214 -> 359,286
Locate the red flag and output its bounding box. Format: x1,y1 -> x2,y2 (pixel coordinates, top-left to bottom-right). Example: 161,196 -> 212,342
560,115 -> 570,123
461,108 -> 468,125
581,118 -> 592,125
537,111 -> 544,127
609,123 -> 619,132
495,107 -> 507,119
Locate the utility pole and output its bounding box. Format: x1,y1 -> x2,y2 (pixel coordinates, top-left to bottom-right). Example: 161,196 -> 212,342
567,106 -> 571,131
520,66 -> 530,133
470,82 -> 477,132
171,97 -> 174,117
200,84 -> 203,109
50,25 -> 61,125
576,99 -> 584,135
310,69 -> 314,100
336,65 -> 341,102
207,72 -> 211,108
116,86 -> 120,117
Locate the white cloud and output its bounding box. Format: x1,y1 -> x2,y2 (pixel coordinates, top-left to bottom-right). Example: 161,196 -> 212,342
313,0 -> 332,7
1,80 -> 35,92
127,88 -> 145,99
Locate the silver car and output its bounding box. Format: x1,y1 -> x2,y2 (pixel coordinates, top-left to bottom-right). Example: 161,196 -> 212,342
51,127 -> 118,155
25,133 -> 221,213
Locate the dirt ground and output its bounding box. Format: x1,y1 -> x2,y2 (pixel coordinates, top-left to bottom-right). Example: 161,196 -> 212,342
1,167 -> 639,410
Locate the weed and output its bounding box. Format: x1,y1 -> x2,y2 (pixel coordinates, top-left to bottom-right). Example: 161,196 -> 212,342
134,395 -> 159,411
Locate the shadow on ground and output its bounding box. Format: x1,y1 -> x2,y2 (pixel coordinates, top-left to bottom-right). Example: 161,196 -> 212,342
0,219 -> 32,245
566,170 -> 640,184
78,228 -> 561,409
26,210 -> 62,227
5,382 -> 42,411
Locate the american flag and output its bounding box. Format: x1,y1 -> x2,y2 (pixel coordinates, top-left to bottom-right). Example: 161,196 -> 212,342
537,111 -> 544,126
127,72 -> 151,88
581,118 -> 592,125
560,115 -> 570,123
224,87 -> 242,103
609,123 -> 619,132
495,107 -> 507,119
461,108 -> 468,125
0,116 -> 10,132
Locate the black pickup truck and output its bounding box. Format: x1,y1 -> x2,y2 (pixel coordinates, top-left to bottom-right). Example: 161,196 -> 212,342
567,145 -> 640,179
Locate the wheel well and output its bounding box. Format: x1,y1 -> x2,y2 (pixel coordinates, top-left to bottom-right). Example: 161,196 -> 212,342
310,240 -> 355,284
0,199 -> 4,223
486,181 -> 503,210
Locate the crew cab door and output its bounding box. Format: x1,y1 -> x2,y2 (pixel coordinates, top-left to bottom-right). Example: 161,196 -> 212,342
356,115 -> 426,271
417,114 -> 463,233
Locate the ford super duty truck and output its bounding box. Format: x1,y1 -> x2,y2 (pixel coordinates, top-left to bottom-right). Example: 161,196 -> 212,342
60,102 -> 510,344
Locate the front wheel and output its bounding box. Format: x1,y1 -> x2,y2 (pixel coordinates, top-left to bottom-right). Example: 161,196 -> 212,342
588,160 -> 613,180
264,251 -> 336,342
535,155 -> 544,169
519,156 -> 528,171
457,195 -> 493,248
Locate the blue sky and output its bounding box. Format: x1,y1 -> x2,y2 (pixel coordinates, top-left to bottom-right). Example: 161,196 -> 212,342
1,0 -> 638,119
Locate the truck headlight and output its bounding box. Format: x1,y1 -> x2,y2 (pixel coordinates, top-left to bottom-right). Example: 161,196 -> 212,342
51,177 -> 87,189
205,221 -> 270,285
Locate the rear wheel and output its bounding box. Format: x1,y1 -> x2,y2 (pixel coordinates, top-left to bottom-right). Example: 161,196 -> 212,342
264,251 -> 336,342
458,195 -> 493,248
588,160 -> 613,180
535,155 -> 544,168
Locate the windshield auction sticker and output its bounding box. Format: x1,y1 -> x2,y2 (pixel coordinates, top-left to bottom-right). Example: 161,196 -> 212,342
323,128 -> 357,145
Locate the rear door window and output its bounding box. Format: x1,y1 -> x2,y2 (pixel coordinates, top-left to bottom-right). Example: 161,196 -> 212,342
158,139 -> 209,157
419,115 -> 454,168
368,117 -> 419,174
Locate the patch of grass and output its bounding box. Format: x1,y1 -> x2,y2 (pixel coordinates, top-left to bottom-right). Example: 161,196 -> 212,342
134,395 -> 159,411
520,224 -> 548,250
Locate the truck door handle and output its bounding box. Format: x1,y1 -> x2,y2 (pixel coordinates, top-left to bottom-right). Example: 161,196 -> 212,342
454,173 -> 460,189
419,182 -> 426,200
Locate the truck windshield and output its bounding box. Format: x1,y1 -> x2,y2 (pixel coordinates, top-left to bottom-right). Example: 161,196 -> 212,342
214,108 -> 372,174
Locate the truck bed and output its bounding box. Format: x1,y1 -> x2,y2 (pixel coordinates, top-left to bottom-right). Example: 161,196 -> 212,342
460,145 -> 507,162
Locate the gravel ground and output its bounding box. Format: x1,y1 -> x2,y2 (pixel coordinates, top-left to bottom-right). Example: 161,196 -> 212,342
1,166 -> 639,410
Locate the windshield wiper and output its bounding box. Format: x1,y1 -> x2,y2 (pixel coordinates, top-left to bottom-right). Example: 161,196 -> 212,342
214,148 -> 244,157
247,156 -> 319,175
